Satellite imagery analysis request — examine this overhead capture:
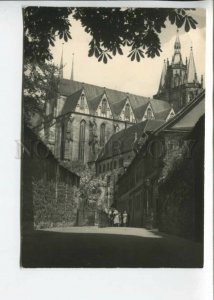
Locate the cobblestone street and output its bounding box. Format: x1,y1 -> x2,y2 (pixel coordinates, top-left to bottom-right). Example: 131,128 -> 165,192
22,226 -> 203,268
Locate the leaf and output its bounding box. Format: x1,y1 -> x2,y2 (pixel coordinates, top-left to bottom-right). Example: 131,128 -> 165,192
117,47 -> 123,55
136,52 -> 140,62
98,54 -> 103,62
131,52 -> 135,61
103,54 -> 107,64
184,19 -> 190,32
88,47 -> 94,57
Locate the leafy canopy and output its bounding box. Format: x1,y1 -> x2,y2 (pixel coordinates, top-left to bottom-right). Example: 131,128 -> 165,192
24,7 -> 198,64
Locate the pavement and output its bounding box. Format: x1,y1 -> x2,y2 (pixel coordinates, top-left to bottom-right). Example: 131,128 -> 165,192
21,226 -> 203,268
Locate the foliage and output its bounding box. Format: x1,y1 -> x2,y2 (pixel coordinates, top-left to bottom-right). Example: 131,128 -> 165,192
24,7 -> 73,62
24,7 -> 198,63
61,161 -> 107,210
33,178 -> 79,228
23,60 -> 60,124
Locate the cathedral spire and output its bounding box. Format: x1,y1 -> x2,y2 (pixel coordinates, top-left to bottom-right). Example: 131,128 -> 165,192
172,30 -> 183,65
174,29 -> 181,53
59,43 -> 64,79
187,46 -> 198,83
158,59 -> 167,93
70,53 -> 74,81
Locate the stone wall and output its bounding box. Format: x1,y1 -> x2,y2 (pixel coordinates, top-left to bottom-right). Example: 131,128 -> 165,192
158,116 -> 204,241
22,125 -> 80,232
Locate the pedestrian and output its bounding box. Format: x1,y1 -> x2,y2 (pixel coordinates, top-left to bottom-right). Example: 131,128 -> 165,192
123,210 -> 128,227
118,212 -> 122,227
113,210 -> 119,227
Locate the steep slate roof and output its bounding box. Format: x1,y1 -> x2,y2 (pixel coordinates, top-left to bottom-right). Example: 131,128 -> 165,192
111,98 -> 127,116
88,93 -> 104,114
149,99 -> 171,113
59,79 -> 151,115
133,99 -> 171,121
60,88 -> 83,116
154,89 -> 205,134
155,108 -> 172,121
133,103 -> 148,121
97,119 -> 164,162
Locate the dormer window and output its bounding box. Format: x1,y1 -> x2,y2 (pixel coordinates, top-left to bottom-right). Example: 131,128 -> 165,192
101,98 -> 107,115
124,103 -> 130,120
80,94 -> 85,109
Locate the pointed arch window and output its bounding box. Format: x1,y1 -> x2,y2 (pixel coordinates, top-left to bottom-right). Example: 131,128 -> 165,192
80,93 -> 85,110
147,107 -> 153,119
79,120 -> 86,162
100,123 -> 106,146
124,103 -> 130,120
101,98 -> 107,115
60,123 -> 65,160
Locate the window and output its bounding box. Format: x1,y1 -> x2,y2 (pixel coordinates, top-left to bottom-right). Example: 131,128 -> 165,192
80,94 -> 85,109
103,164 -> 106,172
147,107 -> 153,119
113,160 -> 117,169
101,98 -> 107,115
119,157 -> 124,168
99,165 -> 102,174
124,103 -> 130,120
60,123 -> 65,160
100,123 -> 106,146
110,161 -> 113,170
79,120 -> 86,162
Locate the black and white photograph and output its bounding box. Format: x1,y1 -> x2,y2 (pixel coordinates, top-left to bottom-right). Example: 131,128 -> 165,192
20,6 -> 207,268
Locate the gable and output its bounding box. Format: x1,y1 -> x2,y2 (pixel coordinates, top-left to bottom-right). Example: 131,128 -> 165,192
75,89 -> 89,114
95,92 -> 113,119
119,97 -> 136,123
142,102 -> 155,121
166,108 -> 175,122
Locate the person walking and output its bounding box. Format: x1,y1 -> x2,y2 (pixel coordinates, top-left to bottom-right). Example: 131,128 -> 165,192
123,210 -> 128,227
113,210 -> 119,227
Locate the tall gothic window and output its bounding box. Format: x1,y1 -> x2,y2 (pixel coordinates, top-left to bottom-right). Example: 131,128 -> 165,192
80,94 -> 85,110
101,98 -> 107,115
147,107 -> 152,119
60,123 -> 65,160
100,123 -> 106,146
79,120 -> 86,162
124,103 -> 130,120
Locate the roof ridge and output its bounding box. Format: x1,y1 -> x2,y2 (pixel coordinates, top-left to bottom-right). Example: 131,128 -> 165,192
61,78 -> 148,99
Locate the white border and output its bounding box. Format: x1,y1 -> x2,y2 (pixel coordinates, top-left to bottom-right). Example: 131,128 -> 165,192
0,1 -> 212,300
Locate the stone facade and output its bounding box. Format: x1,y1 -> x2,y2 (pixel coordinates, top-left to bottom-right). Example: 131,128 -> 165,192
116,91 -> 205,237
153,31 -> 203,112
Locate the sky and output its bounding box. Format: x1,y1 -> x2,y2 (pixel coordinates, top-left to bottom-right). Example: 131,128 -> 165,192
51,8 -> 206,98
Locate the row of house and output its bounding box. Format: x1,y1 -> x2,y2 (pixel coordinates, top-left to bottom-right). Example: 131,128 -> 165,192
114,90 -> 205,241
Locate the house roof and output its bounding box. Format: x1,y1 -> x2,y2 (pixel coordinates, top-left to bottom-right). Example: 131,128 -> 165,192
133,103 -> 148,121
97,119 -> 164,162
88,93 -> 104,114
149,99 -> 171,113
155,108 -> 172,121
59,79 -> 151,116
111,98 -> 127,116
153,89 -> 205,134
60,88 -> 83,116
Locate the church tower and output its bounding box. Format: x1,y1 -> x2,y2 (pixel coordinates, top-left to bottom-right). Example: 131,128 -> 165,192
153,31 -> 203,112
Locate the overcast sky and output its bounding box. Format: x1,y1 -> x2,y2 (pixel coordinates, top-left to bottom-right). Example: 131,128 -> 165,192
51,8 -> 206,97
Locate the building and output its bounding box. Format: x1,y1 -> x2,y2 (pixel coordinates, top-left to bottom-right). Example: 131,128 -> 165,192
116,90 -> 205,240
95,119 -> 165,206
41,79 -> 175,166
153,30 -> 204,112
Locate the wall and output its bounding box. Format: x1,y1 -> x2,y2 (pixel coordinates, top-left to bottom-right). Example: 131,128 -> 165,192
21,125 -> 80,232
158,115 -> 204,242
